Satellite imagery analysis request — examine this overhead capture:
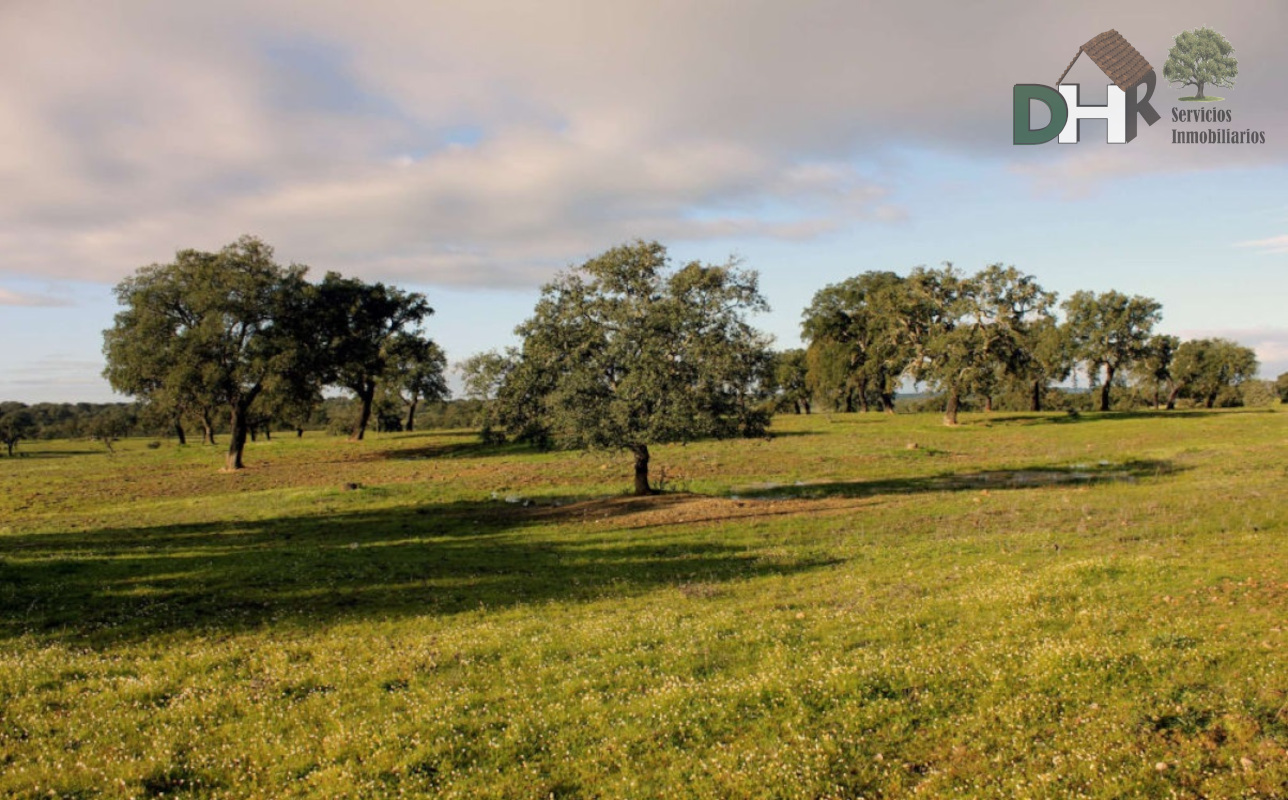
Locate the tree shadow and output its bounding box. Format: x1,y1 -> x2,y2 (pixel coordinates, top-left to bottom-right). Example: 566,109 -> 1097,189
0,497 -> 831,647
371,441 -> 520,461
2,448 -> 109,460
738,459 -> 1181,501
975,409 -> 1269,427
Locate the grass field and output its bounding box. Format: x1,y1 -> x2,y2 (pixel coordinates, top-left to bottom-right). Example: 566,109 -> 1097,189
2,408 -> 1286,799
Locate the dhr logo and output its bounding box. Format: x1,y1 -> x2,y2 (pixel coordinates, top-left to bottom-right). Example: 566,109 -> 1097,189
1014,30 -> 1160,144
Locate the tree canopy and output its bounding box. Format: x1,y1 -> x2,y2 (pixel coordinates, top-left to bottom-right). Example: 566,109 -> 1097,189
314,274 -> 434,440
496,241 -> 773,495
1170,338 -> 1259,408
1062,290 -> 1162,412
0,405 -> 38,457
801,271 -> 910,413
105,237 -> 316,469
386,333 -> 449,432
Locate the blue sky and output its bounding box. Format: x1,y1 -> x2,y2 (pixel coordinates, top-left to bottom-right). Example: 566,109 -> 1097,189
2,1 -> 1286,402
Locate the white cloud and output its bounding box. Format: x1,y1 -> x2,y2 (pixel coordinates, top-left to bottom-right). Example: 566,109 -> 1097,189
1,0 -> 1286,288
1234,234 -> 1288,254
0,288 -> 72,307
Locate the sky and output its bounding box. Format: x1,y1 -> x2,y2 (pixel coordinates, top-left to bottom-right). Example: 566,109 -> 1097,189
1,0 -> 1286,402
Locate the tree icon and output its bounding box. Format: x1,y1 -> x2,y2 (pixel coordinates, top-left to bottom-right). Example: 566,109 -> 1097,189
1163,27 -> 1237,102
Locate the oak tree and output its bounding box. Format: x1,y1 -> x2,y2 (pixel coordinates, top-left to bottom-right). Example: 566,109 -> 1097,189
498,241 -> 773,495
314,274 -> 433,440
1062,290 -> 1162,412
104,236 -> 315,470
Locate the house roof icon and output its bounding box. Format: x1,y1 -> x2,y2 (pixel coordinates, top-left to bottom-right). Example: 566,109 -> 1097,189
1056,30 -> 1154,91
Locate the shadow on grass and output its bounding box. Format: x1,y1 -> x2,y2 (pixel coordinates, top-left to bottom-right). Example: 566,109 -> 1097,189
0,497 -> 832,646
3,448 -> 111,460
738,459 -> 1182,501
975,409 -> 1276,426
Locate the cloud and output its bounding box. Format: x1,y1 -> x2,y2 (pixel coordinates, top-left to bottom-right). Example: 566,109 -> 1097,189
0,288 -> 72,307
1234,234 -> 1288,254
0,356 -> 117,403
2,0 -> 1286,288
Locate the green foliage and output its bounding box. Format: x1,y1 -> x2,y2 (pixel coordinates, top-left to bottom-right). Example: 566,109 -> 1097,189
386,333 -> 449,432
905,264 -> 1056,423
801,271 -> 910,412
1130,334 -> 1181,409
1011,316 -> 1075,411
103,236 -> 316,469
0,404 -> 38,456
804,338 -> 862,411
770,348 -> 812,413
458,350 -> 518,443
1276,372 -> 1288,403
1163,27 -> 1237,100
1062,290 -> 1162,412
1171,338 -> 1259,408
1240,379 -> 1278,408
86,406 -> 136,452
498,241 -> 774,494
314,273 -> 434,440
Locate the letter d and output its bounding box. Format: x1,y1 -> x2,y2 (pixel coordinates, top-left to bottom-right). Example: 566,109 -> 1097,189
1013,85 -> 1068,145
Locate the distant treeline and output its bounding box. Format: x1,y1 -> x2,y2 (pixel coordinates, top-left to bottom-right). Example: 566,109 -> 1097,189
0,397 -> 488,456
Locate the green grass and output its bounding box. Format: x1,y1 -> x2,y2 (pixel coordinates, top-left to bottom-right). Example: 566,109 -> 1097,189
1177,96 -> 1225,102
2,408 -> 1286,798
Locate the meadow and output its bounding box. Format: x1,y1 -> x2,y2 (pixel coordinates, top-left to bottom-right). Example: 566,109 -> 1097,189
1,408 -> 1286,799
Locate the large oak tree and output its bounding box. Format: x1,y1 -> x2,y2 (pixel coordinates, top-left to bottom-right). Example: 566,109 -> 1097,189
103,236 -> 315,470
497,241 -> 773,495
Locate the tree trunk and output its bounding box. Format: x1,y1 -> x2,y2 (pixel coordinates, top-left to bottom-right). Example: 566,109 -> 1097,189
263,427 -> 271,442
858,391 -> 869,413
803,399 -> 811,415
1205,393 -> 1217,409
1153,387 -> 1160,410
1196,82 -> 1205,100
202,410 -> 215,445
174,421 -> 187,446
226,404 -> 250,471
984,395 -> 993,413
792,401 -> 802,415
631,444 -> 653,496
880,393 -> 896,413
1166,384 -> 1180,410
944,389 -> 960,426
1031,380 -> 1042,412
405,395 -> 419,432
351,383 -> 375,441
1099,366 -> 1114,411
296,426 -> 305,438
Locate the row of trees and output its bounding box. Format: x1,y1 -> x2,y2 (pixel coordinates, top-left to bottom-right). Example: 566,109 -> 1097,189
785,266 -> 1265,424
93,237 -> 1278,490
103,236 -> 448,470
